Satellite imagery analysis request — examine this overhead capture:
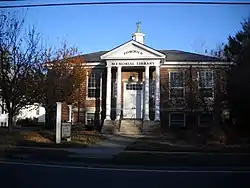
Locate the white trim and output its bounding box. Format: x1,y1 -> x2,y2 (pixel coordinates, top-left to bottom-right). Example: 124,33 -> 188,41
85,112 -> 95,125
86,71 -> 102,100
83,66 -> 105,69
100,40 -> 166,60
197,70 -> 214,100
84,107 -> 101,125
169,112 -> 186,127
85,62 -> 105,66
160,65 -> 230,68
168,71 -> 185,99
73,107 -> 101,112
162,61 -> 234,65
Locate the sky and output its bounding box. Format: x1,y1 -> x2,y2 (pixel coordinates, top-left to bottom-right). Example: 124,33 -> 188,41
0,0 -> 250,54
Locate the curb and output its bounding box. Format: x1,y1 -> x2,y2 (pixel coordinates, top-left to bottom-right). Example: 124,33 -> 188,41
2,157 -> 250,172
0,145 -> 84,151
123,150 -> 250,155
1,145 -> 250,156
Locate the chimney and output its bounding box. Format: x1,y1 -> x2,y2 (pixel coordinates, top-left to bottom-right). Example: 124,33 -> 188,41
132,21 -> 145,44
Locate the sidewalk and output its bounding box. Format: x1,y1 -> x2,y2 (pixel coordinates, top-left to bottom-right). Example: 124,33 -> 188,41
1,135 -> 250,169
67,134 -> 138,158
0,134 -> 139,160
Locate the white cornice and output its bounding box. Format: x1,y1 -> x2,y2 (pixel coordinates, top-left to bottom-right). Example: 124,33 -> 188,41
162,61 -> 234,65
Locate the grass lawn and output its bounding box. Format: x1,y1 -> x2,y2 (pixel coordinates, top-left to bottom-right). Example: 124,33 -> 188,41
0,126 -> 106,149
125,129 -> 250,153
0,146 -> 73,160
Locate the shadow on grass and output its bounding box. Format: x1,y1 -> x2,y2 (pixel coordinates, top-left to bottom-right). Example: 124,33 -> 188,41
0,127 -> 105,149
0,126 -> 109,162
0,147 -> 73,161
124,128 -> 250,153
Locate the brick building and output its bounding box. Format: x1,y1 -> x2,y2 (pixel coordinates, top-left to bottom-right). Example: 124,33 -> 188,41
61,25 -> 231,135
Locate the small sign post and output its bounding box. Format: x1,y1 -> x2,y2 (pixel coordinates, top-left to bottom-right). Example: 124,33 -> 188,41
56,102 -> 62,144
61,122 -> 71,141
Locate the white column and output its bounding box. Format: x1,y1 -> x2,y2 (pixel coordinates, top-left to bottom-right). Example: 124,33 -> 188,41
67,104 -> 72,122
144,66 -> 150,120
56,102 -> 62,144
116,67 -> 122,120
155,66 -> 160,121
106,67 -> 112,120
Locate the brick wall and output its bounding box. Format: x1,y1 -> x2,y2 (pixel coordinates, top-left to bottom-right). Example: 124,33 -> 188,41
69,66 -> 227,124
71,67 -> 106,123
159,66 -> 228,127
61,102 -> 69,122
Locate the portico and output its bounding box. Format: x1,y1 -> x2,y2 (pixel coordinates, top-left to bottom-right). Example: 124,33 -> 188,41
105,61 -> 161,121
100,33 -> 165,134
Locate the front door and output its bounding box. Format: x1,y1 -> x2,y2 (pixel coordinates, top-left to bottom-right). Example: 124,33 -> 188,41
123,82 -> 143,119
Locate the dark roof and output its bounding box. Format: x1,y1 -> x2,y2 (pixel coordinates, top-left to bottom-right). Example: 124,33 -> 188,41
80,49 -> 224,62
81,51 -> 107,62
159,50 -> 223,62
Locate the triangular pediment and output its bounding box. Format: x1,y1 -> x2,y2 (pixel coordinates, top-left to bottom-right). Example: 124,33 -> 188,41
100,40 -> 165,60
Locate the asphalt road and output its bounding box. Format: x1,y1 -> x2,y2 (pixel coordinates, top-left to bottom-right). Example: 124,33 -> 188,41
0,160 -> 250,188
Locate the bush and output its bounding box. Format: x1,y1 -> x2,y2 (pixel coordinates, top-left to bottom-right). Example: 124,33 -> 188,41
16,118 -> 38,127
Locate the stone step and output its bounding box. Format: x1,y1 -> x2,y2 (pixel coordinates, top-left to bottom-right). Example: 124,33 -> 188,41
119,132 -> 141,135
120,127 -> 141,131
119,119 -> 143,135
120,125 -> 141,129
120,130 -> 141,133
121,120 -> 142,125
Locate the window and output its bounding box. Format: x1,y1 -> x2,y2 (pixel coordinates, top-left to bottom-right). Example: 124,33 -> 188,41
112,79 -> 117,97
126,83 -> 143,90
198,113 -> 214,127
150,80 -> 155,98
198,70 -> 213,98
169,71 -> 184,98
169,113 -> 185,127
86,113 -> 95,125
87,72 -> 101,98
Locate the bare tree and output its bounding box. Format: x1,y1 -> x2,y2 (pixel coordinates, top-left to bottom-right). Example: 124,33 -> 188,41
35,41 -> 87,129
160,62 -> 228,130
0,12 -> 41,132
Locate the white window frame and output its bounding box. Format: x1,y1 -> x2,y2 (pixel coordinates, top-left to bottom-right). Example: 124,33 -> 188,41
85,111 -> 101,125
169,71 -> 185,99
86,71 -> 102,100
169,112 -> 186,127
198,113 -> 214,127
112,79 -> 117,98
85,112 -> 96,125
197,70 -> 214,99
150,79 -> 155,99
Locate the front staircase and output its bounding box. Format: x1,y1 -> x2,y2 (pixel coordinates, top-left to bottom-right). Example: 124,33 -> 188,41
119,119 -> 142,135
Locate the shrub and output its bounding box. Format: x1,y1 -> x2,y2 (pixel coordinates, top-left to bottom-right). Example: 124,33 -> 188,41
16,118 -> 38,127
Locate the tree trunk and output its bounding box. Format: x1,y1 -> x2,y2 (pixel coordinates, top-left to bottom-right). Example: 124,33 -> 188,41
77,102 -> 80,123
8,113 -> 13,133
45,105 -> 56,130
45,108 -> 50,129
